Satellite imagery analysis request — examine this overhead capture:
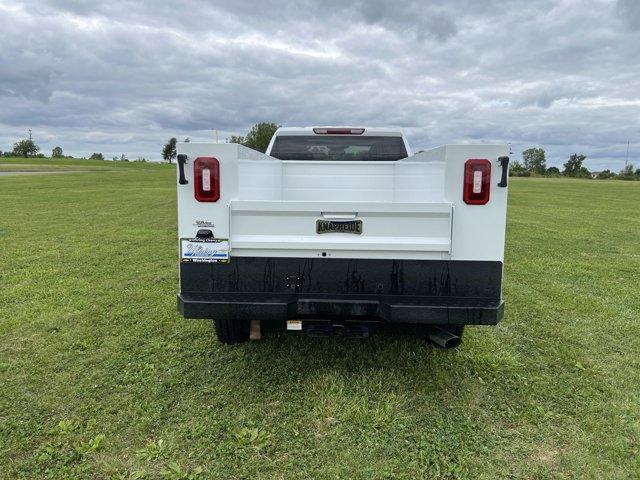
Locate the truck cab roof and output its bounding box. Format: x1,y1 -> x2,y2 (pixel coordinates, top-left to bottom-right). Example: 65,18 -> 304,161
273,126 -> 405,137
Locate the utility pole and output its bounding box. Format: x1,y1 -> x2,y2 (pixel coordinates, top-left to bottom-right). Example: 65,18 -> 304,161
28,129 -> 32,142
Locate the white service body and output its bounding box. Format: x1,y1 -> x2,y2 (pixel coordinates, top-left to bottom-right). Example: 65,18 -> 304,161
177,132 -> 508,262
176,127 -> 510,344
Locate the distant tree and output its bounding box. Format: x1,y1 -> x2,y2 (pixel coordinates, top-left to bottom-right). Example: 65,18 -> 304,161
184,137 -> 190,143
227,135 -> 245,145
595,169 -> 615,179
244,122 -> 279,153
522,147 -> 547,174
120,154 -> 129,162
563,153 -> 587,177
52,146 -> 63,158
618,163 -> 636,180
89,153 -> 104,160
578,166 -> 592,178
229,122 -> 279,153
13,139 -> 40,157
509,160 -> 529,177
162,137 -> 177,164
546,166 -> 560,176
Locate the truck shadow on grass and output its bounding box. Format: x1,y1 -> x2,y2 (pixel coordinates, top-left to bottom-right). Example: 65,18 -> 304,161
205,329 -> 503,404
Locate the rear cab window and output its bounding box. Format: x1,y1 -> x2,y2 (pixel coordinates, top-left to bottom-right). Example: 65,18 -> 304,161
270,135 -> 408,161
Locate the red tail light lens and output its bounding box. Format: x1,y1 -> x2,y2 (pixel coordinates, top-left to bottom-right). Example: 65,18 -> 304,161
463,159 -> 491,205
194,157 -> 220,202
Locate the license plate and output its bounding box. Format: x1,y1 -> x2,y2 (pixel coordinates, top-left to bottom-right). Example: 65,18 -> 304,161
180,238 -> 229,263
316,219 -> 363,234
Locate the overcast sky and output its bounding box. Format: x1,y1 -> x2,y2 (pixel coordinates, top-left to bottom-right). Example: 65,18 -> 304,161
1,0 -> 639,169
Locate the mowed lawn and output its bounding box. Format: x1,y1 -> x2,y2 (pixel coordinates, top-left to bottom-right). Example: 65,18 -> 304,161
0,163 -> 638,479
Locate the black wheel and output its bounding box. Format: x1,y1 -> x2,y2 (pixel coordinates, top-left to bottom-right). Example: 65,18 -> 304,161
213,319 -> 250,345
427,324 -> 465,349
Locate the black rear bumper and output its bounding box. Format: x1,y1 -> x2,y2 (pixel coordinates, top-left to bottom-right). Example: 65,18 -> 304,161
178,257 -> 504,326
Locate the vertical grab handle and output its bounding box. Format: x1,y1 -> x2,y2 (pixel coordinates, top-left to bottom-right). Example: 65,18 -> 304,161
497,156 -> 509,187
177,154 -> 188,185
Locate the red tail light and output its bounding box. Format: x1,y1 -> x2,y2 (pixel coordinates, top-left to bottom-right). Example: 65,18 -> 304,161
463,159 -> 491,205
194,157 -> 220,202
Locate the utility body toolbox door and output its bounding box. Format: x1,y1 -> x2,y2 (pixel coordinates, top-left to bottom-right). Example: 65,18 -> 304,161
228,200 -> 453,259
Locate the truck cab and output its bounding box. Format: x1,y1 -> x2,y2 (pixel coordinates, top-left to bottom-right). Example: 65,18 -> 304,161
176,127 -> 510,348
265,126 -> 412,161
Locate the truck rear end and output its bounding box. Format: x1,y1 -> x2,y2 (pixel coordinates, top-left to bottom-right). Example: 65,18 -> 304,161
176,127 -> 509,347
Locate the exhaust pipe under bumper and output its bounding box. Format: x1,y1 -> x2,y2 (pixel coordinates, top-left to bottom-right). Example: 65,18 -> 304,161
428,326 -> 462,349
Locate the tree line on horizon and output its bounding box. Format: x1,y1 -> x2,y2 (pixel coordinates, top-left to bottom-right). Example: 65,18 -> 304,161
510,147 -> 640,180
2,135 -> 147,162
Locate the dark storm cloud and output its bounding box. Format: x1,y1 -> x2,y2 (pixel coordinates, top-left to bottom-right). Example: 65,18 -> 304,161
0,0 -> 639,170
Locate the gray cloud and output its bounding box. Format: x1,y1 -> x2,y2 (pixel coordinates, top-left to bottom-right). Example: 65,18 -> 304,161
617,0 -> 640,30
0,0 -> 639,170
357,1 -> 458,41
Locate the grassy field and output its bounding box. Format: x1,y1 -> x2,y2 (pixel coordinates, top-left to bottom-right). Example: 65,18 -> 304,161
0,157 -> 165,173
0,161 -> 638,479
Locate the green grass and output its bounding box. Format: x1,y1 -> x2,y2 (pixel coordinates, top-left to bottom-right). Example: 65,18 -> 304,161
0,156 -> 168,171
0,164 -> 102,172
0,166 -> 638,479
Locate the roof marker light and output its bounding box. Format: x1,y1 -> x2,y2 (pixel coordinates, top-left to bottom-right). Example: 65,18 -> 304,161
313,128 -> 365,135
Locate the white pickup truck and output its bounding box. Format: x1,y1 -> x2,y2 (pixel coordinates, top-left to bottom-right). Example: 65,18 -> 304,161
176,127 -> 510,348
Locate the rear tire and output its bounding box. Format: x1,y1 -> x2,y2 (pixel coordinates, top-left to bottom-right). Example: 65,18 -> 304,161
213,319 -> 250,345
